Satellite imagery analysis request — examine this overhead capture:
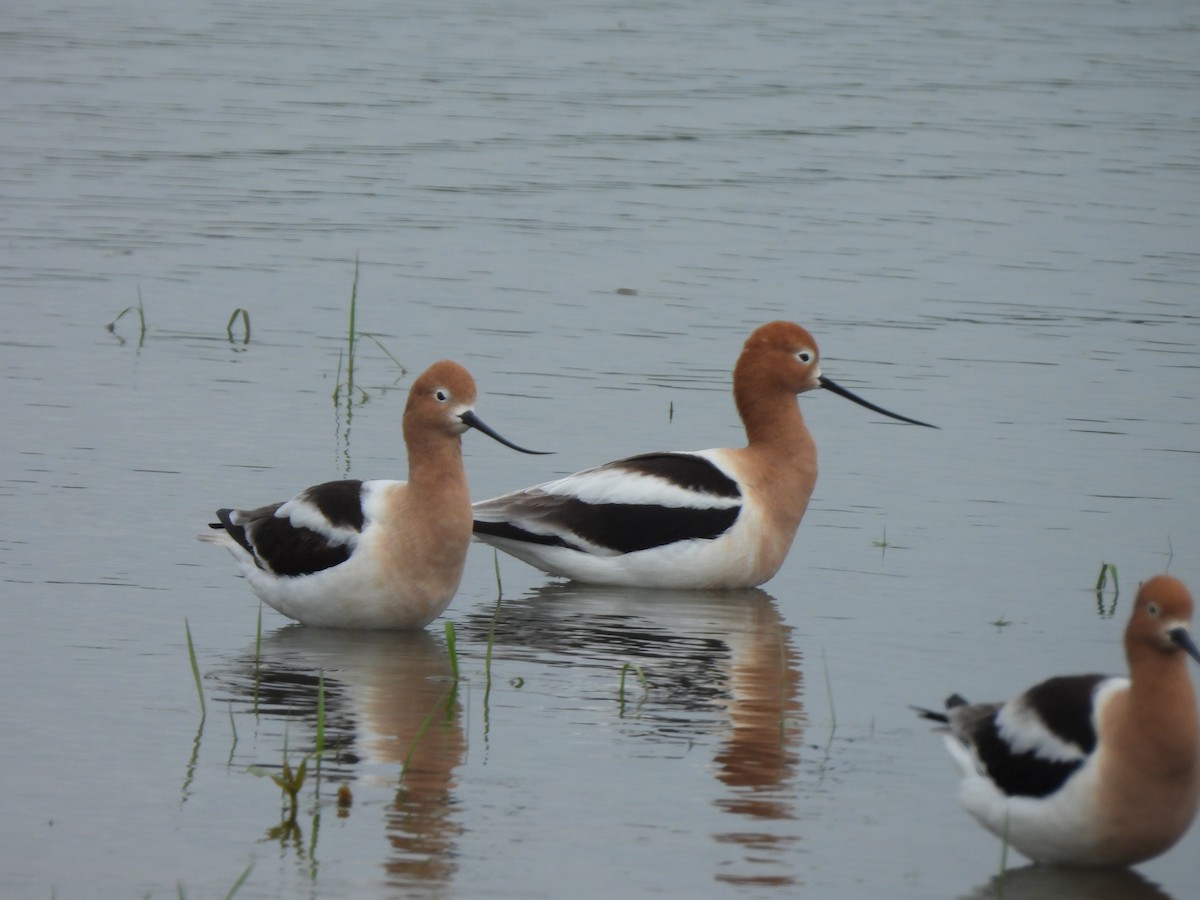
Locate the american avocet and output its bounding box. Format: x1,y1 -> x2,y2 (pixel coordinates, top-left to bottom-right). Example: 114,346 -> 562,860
915,575 -> 1200,866
203,360 -> 548,629
471,321 -> 935,589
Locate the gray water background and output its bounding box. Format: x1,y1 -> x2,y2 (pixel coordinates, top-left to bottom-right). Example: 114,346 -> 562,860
1,0 -> 1198,897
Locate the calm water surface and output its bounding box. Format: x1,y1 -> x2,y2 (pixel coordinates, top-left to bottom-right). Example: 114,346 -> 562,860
1,1 -> 1198,897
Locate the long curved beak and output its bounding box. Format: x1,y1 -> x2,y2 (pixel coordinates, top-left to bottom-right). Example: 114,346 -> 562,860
818,375 -> 938,429
460,409 -> 553,454
1169,627 -> 1200,666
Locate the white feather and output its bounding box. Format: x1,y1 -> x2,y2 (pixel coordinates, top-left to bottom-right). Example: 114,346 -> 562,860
537,451 -> 740,510
274,495 -> 358,547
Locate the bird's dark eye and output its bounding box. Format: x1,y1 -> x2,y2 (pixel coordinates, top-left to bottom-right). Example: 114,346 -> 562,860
435,389 -> 449,402
797,350 -> 813,364
1147,602 -> 1160,617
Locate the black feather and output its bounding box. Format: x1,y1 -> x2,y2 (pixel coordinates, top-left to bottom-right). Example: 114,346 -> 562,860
966,675 -> 1106,799
1020,675 -> 1105,755
475,499 -> 740,554
246,514 -> 354,577
617,452 -> 741,498
472,453 -> 742,554
211,481 -> 367,578
298,480 -> 366,532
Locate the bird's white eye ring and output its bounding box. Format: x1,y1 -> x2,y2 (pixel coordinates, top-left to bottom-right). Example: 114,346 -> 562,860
435,389 -> 449,402
797,350 -> 813,364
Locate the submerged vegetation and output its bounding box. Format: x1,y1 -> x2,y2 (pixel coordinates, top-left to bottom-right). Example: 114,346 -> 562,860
225,307 -> 251,344
175,860 -> 254,900
331,255 -> 407,408
107,291 -> 250,347
184,618 -> 206,721
1095,561 -> 1119,617
106,290 -> 146,347
444,620 -> 460,686
328,257 -> 407,475
261,747 -> 309,828
617,662 -> 648,718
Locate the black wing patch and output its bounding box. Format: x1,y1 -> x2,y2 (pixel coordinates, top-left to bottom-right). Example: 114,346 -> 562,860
1020,674 -> 1105,754
298,480 -> 366,532
211,480 -> 365,578
212,505 -> 274,558
617,452 -> 741,499
475,500 -> 740,554
473,454 -> 742,554
965,675 -> 1106,799
472,452 -> 742,554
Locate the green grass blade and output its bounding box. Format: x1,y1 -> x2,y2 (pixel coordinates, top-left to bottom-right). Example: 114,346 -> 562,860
253,604 -> 262,716
360,333 -> 406,375
346,255 -> 359,398
223,861 -> 254,899
1095,562 -> 1120,617
821,647 -> 837,744
226,308 -> 251,344
314,669 -> 326,787
106,291 -> 147,347
617,663 -> 648,718
618,662 -> 628,714
184,618 -> 206,719
483,586 -> 502,745
227,701 -> 238,766
332,349 -> 344,402
444,620 -> 460,683
316,670 -> 325,757
399,690 -> 450,783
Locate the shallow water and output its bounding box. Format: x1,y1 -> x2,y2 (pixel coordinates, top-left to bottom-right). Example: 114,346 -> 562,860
2,0 -> 1198,897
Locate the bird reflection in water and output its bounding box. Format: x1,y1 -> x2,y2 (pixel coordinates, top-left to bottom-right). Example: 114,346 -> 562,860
212,627 -> 465,891
463,584 -> 804,887
711,597 -> 803,887
958,863 -> 1173,900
